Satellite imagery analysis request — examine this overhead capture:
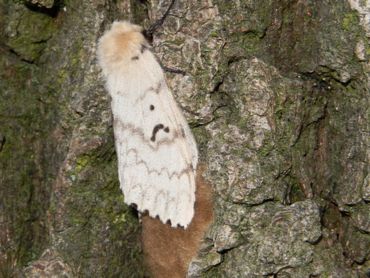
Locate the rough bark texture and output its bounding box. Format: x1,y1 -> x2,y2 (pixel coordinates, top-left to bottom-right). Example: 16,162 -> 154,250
0,0 -> 369,277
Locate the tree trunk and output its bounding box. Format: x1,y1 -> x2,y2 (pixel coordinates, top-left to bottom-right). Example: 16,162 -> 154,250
0,0 -> 369,277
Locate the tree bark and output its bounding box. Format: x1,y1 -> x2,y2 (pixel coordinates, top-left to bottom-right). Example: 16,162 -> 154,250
0,0 -> 369,277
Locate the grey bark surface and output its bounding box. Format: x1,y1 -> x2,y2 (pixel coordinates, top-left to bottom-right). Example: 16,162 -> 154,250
0,0 -> 369,277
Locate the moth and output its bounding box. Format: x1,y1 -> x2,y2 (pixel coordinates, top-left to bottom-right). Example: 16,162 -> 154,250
97,21 -> 198,228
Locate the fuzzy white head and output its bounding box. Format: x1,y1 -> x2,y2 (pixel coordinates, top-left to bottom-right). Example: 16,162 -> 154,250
97,21 -> 146,76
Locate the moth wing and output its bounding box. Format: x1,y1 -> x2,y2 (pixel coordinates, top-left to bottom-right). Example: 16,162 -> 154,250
119,58 -> 197,228
97,21 -> 198,228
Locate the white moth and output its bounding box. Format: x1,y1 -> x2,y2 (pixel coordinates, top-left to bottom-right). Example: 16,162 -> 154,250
97,21 -> 198,228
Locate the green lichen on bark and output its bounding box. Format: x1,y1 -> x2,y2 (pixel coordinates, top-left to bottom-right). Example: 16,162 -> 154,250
0,2 -> 57,272
0,0 -> 146,276
6,8 -> 55,62
182,0 -> 369,276
50,138 -> 145,277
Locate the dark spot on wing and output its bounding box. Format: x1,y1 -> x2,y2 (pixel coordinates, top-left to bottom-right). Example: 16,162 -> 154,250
150,124 -> 171,142
150,105 -> 155,111
181,128 -> 185,137
131,56 -> 139,60
151,124 -> 164,142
